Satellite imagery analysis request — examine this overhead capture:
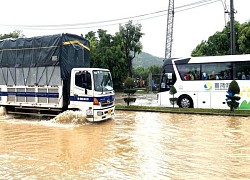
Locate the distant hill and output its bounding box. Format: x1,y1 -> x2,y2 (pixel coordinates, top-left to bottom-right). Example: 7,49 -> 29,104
133,52 -> 164,68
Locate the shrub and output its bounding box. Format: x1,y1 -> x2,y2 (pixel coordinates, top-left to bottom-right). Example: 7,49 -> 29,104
226,80 -> 241,112
124,77 -> 135,89
123,77 -> 136,106
169,85 -> 177,95
169,85 -> 177,108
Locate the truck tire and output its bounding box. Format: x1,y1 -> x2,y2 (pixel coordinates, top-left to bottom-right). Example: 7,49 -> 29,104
178,95 -> 193,108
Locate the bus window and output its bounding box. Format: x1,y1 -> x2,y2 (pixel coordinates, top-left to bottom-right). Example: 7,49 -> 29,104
176,64 -> 200,80
201,63 -> 232,80
235,62 -> 250,80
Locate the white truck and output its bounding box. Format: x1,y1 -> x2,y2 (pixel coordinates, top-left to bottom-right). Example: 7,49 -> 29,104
0,33 -> 115,122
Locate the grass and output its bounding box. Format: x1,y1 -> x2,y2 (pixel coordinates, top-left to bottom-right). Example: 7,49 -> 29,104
116,89 -> 250,117
115,104 -> 250,117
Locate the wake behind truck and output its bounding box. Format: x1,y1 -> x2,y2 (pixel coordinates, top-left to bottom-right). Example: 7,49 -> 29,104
0,33 -> 115,122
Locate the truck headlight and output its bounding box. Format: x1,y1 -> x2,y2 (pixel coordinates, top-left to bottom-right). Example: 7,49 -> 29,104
97,111 -> 103,116
86,108 -> 93,116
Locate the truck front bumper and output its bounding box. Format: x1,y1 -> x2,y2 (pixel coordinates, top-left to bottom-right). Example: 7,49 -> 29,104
86,106 -> 115,122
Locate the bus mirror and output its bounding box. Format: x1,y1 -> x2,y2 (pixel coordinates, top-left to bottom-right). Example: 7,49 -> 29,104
166,73 -> 172,80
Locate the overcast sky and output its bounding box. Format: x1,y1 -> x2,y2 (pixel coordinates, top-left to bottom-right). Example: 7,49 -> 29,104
0,0 -> 249,58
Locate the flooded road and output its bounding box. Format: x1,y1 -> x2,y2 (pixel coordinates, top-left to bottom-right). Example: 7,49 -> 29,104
1,111 -> 250,179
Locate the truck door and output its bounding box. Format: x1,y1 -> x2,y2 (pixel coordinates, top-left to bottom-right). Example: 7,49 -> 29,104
71,70 -> 93,111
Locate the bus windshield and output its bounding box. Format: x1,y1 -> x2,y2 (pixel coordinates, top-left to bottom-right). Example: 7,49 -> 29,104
93,70 -> 113,92
159,59 -> 176,92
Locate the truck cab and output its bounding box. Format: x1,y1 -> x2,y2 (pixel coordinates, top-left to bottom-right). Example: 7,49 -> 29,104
69,68 -> 115,122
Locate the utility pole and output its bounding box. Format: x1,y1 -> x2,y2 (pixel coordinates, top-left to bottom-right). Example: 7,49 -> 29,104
230,0 -> 236,54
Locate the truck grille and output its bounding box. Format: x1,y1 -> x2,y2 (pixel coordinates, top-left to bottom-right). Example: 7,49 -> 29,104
100,99 -> 114,107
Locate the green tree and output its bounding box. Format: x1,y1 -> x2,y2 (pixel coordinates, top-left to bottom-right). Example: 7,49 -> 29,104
84,31 -> 98,64
85,30 -> 127,88
191,21 -> 249,56
119,20 -> 144,77
124,77 -> 134,89
133,65 -> 161,88
238,21 -> 250,54
148,65 -> 161,75
133,67 -> 148,80
226,80 -> 241,112
0,30 -> 24,40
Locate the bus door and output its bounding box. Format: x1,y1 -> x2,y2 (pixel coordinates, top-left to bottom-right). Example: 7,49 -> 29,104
160,73 -> 174,92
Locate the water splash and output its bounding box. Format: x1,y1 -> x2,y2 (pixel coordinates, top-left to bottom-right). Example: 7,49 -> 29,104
50,110 -> 87,125
0,106 -> 7,116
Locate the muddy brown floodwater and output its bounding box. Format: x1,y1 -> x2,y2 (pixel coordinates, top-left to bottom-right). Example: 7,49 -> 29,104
1,110 -> 250,179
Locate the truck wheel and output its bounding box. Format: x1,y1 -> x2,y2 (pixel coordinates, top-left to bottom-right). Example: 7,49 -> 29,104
178,95 -> 193,108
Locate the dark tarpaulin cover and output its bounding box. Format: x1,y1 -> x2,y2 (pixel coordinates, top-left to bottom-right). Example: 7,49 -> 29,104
0,33 -> 90,80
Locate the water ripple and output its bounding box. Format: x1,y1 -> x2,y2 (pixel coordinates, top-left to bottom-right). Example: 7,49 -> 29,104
1,111 -> 250,179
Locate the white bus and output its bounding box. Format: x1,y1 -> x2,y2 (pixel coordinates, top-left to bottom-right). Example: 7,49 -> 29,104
157,54 -> 250,110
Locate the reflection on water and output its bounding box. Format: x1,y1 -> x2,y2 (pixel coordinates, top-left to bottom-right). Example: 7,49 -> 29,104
0,111 -> 250,179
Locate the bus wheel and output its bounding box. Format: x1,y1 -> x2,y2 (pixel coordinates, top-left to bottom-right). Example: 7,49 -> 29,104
178,95 -> 193,108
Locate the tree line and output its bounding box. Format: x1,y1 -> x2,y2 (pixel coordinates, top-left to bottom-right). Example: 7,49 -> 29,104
192,21 -> 250,56
84,20 -> 144,88
0,21 -> 151,89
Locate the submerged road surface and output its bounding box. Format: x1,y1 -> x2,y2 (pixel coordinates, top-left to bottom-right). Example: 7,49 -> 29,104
0,110 -> 250,179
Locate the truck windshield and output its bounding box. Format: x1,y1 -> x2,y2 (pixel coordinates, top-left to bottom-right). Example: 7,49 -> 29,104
93,70 -> 113,92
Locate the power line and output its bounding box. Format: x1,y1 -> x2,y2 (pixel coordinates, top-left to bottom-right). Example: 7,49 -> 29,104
0,10 -> 168,29
175,0 -> 220,13
175,0 -> 219,9
0,0 -> 221,30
